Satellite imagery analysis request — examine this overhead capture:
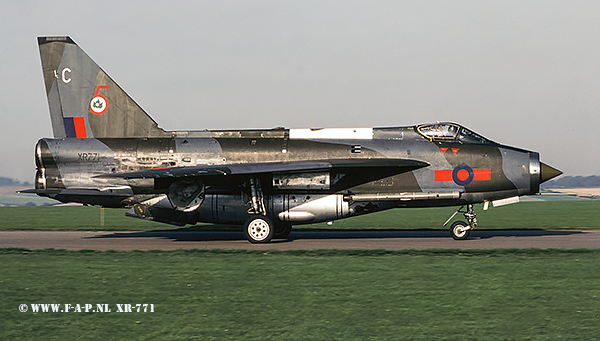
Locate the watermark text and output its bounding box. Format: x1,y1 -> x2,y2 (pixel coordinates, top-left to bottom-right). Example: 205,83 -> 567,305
20,303 -> 154,313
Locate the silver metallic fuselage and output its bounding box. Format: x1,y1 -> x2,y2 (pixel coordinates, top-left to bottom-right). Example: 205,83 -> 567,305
33,125 -> 549,226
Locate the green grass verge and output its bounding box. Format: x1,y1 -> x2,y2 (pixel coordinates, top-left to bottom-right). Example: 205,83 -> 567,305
0,206 -> 166,231
0,201 -> 599,231
320,200 -> 600,229
1,249 -> 599,340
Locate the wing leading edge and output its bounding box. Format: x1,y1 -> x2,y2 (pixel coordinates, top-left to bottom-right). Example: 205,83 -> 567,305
95,158 -> 429,180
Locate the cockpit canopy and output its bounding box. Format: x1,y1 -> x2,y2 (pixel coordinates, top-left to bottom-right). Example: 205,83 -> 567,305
416,123 -> 495,145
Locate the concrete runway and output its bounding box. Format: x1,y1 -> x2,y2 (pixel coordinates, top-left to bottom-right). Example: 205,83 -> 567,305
1,229 -> 599,251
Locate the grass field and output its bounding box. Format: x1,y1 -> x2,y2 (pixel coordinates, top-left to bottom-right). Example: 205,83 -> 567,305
0,200 -> 598,231
2,202 -> 598,339
2,248 -> 599,340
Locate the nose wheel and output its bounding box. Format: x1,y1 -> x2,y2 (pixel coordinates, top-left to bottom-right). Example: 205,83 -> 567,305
445,204 -> 477,240
450,221 -> 471,240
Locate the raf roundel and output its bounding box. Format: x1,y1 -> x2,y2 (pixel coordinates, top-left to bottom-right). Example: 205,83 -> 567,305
90,95 -> 108,115
452,164 -> 474,186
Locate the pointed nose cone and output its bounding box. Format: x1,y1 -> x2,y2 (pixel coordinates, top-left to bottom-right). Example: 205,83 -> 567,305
540,162 -> 562,184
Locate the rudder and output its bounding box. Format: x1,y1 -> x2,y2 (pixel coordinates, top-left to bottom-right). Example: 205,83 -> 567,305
38,36 -> 169,138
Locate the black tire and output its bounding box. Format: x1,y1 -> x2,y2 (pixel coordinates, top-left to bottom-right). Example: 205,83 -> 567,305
244,216 -> 274,243
450,221 -> 471,240
273,223 -> 292,239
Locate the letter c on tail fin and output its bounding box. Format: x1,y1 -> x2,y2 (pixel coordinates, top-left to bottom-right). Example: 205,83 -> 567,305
38,36 -> 169,138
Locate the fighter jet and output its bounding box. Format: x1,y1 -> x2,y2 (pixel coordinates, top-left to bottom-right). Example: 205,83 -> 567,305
23,36 -> 562,243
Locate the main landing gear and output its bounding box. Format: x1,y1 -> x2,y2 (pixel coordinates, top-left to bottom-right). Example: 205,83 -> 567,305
444,204 -> 477,240
273,223 -> 292,239
244,216 -> 274,243
244,217 -> 293,243
244,177 -> 272,243
244,216 -> 292,244
243,177 -> 293,243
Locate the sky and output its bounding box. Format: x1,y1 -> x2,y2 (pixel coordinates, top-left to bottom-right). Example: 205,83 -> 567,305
1,0 -> 599,182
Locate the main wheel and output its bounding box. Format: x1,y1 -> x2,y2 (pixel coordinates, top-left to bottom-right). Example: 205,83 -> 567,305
244,216 -> 274,243
450,221 -> 471,240
273,223 -> 292,239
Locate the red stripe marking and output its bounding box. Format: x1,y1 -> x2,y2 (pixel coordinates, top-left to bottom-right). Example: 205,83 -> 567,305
73,117 -> 87,138
435,168 -> 492,181
473,168 -> 491,181
435,170 -> 453,181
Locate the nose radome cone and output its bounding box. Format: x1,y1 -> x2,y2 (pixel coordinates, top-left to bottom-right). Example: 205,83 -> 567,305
540,162 -> 562,184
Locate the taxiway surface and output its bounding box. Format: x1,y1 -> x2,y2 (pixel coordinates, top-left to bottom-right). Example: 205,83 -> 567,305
1,229 -> 599,250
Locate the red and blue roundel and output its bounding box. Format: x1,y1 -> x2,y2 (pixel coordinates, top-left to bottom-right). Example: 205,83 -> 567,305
435,165 -> 491,186
452,164 -> 474,186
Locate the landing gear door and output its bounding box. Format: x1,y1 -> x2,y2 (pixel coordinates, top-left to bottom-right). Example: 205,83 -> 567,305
272,172 -> 330,191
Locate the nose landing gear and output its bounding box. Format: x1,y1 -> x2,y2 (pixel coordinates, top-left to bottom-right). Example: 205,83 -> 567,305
444,204 -> 477,240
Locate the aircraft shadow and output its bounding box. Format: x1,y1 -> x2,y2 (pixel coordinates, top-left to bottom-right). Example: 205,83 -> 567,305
87,229 -> 586,243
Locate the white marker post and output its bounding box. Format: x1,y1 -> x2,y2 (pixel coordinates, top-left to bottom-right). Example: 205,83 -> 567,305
100,207 -> 105,227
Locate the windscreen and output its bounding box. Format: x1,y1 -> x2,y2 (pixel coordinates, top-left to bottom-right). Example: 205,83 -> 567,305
417,124 -> 459,140
458,128 -> 491,144
417,123 -> 494,144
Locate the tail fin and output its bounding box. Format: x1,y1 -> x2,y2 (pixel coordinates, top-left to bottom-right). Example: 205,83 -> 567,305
38,36 -> 169,138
